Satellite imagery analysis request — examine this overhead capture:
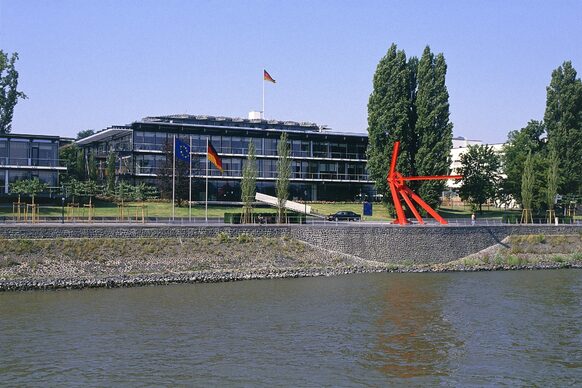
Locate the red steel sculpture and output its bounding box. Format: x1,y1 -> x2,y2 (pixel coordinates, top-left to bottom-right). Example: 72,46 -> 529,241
387,141 -> 462,225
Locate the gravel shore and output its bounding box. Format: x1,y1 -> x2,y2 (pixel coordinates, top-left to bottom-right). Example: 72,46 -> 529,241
1,234 -> 581,291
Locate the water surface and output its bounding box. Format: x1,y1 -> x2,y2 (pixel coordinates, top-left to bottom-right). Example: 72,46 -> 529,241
1,270 -> 581,385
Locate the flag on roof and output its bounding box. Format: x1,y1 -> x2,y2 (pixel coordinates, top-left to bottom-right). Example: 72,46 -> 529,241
263,69 -> 276,83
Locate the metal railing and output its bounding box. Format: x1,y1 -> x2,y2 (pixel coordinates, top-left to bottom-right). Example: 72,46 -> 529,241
0,157 -> 64,168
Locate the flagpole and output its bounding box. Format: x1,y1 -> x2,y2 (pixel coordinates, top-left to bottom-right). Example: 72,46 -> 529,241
205,137 -> 209,223
172,134 -> 176,222
262,70 -> 265,119
189,135 -> 192,223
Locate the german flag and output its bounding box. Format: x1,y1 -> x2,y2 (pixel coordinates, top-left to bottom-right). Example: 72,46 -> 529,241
207,141 -> 223,172
264,69 -> 276,83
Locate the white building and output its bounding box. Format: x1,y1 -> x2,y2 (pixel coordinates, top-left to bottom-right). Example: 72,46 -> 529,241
446,136 -> 505,190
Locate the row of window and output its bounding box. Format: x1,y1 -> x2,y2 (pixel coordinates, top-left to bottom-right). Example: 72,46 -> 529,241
0,139 -> 59,167
132,132 -> 367,160
130,154 -> 368,180
1,170 -> 59,193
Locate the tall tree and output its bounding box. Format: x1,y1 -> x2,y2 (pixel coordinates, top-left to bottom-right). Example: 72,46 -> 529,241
501,120 -> 546,205
106,151 -> 116,194
367,44 -> 414,199
0,51 -> 27,134
546,149 -> 559,221
367,44 -> 452,211
521,152 -> 534,212
414,47 -> 453,208
241,142 -> 257,224
544,61 -> 582,195
59,144 -> 84,180
276,132 -> 291,223
76,129 -> 95,140
458,145 -> 501,213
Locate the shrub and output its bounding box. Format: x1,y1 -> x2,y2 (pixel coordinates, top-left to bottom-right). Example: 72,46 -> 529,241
236,233 -> 253,243
217,232 -> 230,243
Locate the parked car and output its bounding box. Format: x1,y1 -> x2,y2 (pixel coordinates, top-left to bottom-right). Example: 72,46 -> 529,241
326,211 -> 361,221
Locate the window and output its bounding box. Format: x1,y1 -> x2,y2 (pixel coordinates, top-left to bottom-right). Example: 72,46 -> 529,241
9,139 -> 29,165
264,138 -> 278,156
227,137 -> 240,154
313,142 -> 328,158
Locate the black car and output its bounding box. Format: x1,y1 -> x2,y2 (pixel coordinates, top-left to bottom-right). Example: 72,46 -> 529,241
326,211 -> 361,221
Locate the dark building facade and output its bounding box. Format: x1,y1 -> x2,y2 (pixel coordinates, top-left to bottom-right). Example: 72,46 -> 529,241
0,134 -> 68,194
77,114 -> 375,201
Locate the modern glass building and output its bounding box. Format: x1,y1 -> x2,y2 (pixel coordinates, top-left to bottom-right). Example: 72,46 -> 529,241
77,114 -> 375,201
0,134 -> 69,194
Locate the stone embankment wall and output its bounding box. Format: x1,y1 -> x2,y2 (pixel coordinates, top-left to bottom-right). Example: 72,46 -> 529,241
0,224 -> 580,264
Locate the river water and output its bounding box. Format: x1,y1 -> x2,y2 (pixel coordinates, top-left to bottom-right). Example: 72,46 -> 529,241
1,270 -> 581,386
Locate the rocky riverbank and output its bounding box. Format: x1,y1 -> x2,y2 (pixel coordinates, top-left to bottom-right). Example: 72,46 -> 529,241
1,234 -> 581,291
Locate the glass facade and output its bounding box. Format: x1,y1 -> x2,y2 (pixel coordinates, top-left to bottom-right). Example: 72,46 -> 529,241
81,116 -> 375,201
0,136 -> 65,195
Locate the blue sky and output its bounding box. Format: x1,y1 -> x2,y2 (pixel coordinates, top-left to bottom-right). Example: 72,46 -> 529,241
1,0 -> 581,143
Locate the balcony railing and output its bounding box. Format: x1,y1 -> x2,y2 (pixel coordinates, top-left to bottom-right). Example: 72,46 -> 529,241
0,157 -> 65,168
135,166 -> 370,181
133,143 -> 366,160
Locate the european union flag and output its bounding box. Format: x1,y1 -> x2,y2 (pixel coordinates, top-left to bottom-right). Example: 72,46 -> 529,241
175,138 -> 190,162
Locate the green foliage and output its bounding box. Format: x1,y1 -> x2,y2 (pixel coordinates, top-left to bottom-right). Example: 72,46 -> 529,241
59,145 -> 84,180
276,132 -> 291,223
9,178 -> 48,204
521,152 -> 534,210
64,178 -> 84,203
217,231 -> 230,243
76,129 -> 95,140
458,145 -> 501,212
236,233 -> 253,243
367,44 -> 452,209
0,51 -> 27,134
367,44 -> 415,198
106,152 -> 116,193
544,61 -> 582,195
241,142 -> 257,223
546,149 -> 559,211
502,120 -> 546,205
415,47 -> 453,208
81,179 -> 101,204
114,181 -> 133,203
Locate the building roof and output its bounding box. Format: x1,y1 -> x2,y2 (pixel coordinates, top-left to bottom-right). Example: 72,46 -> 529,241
75,126 -> 132,145
141,114 -> 323,132
0,133 -> 71,141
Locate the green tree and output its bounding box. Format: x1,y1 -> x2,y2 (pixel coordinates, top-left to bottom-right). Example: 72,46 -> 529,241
106,151 -> 116,194
367,44 -> 452,210
544,61 -> 582,195
9,179 -> 28,201
64,178 -> 83,204
81,179 -> 101,206
76,129 -> 95,140
0,51 -> 27,134
10,178 -> 47,205
501,120 -> 546,204
546,149 -> 559,219
59,144 -> 84,180
458,145 -> 502,213
414,47 -> 453,208
521,152 -> 534,212
276,132 -> 291,223
367,44 -> 415,198
241,142 -> 257,224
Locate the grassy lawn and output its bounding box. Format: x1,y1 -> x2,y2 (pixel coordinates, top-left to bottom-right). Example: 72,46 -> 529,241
437,205 -> 521,219
0,199 -> 574,222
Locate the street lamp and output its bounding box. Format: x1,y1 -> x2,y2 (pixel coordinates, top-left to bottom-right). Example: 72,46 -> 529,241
304,189 -> 308,224
61,184 -> 65,224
